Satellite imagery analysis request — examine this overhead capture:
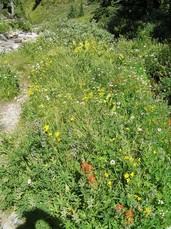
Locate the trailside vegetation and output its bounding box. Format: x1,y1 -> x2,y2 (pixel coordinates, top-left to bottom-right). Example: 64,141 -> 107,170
0,1 -> 171,228
93,0 -> 171,40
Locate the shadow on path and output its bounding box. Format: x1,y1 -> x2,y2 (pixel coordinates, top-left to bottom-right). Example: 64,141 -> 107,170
16,208 -> 64,229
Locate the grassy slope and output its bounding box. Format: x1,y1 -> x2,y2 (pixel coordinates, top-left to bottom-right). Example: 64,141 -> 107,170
0,1 -> 171,228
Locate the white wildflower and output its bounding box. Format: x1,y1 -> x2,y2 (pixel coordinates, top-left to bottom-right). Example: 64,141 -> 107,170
27,179 -> 32,186
110,160 -> 116,165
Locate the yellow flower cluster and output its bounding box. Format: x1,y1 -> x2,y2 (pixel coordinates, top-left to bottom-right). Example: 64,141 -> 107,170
82,91 -> 94,102
28,84 -> 41,96
104,173 -> 112,187
43,125 -> 61,142
144,207 -> 152,217
124,155 -> 141,166
138,206 -> 152,217
104,172 -> 109,178
124,172 -> 134,183
144,105 -> 155,113
74,40 -> 99,54
134,195 -> 141,201
98,87 -> 105,97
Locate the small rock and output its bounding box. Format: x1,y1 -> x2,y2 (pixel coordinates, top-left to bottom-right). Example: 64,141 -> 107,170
14,38 -> 22,43
0,34 -> 7,41
6,32 -> 18,39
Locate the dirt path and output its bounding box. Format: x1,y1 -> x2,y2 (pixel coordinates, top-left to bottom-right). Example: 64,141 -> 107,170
0,29 -> 39,229
0,29 -> 39,133
0,80 -> 29,228
0,80 -> 29,133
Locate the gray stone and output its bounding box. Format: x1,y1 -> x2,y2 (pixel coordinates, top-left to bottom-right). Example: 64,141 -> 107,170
14,38 -> 22,43
6,32 -> 18,39
0,34 -> 7,41
0,30 -> 38,53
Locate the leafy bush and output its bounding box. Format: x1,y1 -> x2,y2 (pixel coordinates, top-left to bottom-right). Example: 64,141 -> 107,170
10,20 -> 32,31
0,21 -> 10,33
67,4 -> 77,19
92,0 -> 171,40
145,45 -> 171,104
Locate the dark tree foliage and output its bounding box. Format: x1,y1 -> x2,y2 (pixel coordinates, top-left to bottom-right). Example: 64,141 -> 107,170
93,0 -> 171,40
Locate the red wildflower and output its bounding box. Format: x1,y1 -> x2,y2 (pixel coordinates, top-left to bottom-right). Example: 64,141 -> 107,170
125,210 -> 134,219
116,204 -> 124,212
81,162 -> 93,173
88,173 -> 96,184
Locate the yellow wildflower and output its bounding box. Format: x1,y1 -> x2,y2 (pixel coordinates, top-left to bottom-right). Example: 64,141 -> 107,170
98,87 -> 105,97
124,173 -> 129,179
44,125 -> 49,132
137,196 -> 141,201
28,88 -> 33,96
124,156 -> 129,160
144,207 -> 152,217
130,172 -> 134,177
70,117 -> 75,122
133,163 -> 137,167
129,157 -> 134,163
126,178 -> 131,183
135,195 -> 141,201
55,131 -> 60,137
104,172 -> 109,178
107,181 -> 112,186
137,158 -> 141,163
153,150 -> 157,154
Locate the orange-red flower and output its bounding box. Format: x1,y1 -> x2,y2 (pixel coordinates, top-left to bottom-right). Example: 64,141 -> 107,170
116,204 -> 124,212
125,210 -> 134,219
88,173 -> 96,184
81,162 -> 93,173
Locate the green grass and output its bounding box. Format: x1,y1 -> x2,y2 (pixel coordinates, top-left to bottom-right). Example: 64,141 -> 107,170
0,66 -> 19,102
0,2 -> 171,228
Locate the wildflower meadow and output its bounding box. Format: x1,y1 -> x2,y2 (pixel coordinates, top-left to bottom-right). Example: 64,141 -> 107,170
0,1 -> 171,228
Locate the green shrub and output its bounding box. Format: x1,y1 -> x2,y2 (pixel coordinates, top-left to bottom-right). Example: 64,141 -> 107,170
10,20 -> 32,31
0,21 -> 10,33
145,45 -> 171,104
67,4 -> 77,19
79,0 -> 84,17
137,23 -> 155,40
